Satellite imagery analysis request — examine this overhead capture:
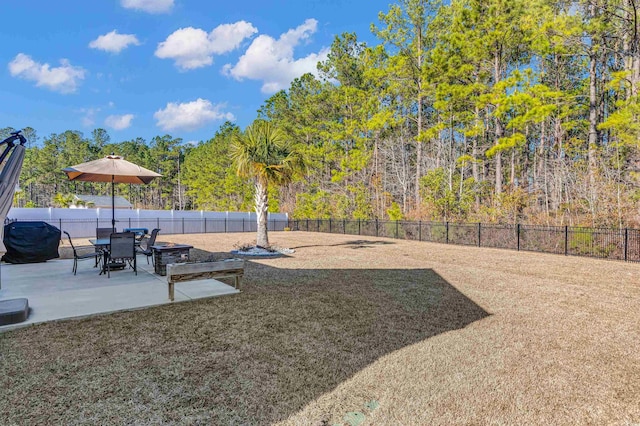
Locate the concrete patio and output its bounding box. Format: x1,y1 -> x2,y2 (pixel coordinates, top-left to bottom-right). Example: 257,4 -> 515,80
0,254 -> 240,332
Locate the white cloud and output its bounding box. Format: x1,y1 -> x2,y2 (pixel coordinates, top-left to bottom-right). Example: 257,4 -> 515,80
105,114 -> 134,130
89,30 -> 140,53
80,107 -> 100,127
8,53 -> 86,94
120,0 -> 173,14
154,98 -> 235,131
155,21 -> 257,70
223,18 -> 327,94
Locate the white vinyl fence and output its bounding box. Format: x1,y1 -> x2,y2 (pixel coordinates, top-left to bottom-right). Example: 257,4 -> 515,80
6,208 -> 289,238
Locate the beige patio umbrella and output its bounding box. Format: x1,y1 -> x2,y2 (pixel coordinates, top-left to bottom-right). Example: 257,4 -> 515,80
63,154 -> 161,228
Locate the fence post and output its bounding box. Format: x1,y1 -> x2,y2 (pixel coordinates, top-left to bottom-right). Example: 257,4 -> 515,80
224,218 -> 227,233
395,220 -> 399,239
329,218 -> 332,233
182,217 -> 185,234
624,228 -> 628,262
376,219 -> 379,237
343,219 -> 346,234
446,221 -> 449,244
564,226 -> 569,256
517,224 -> 521,251
242,218 -> 245,232
358,219 -> 361,235
157,217 -> 160,230
128,218 -> 131,228
478,222 -> 481,247
205,218 -> 208,233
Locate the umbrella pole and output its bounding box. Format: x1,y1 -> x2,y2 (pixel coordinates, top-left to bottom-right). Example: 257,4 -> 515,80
111,174 -> 115,230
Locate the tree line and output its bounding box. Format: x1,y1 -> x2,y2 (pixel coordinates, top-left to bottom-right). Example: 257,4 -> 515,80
1,127 -> 188,211
4,0 -> 640,227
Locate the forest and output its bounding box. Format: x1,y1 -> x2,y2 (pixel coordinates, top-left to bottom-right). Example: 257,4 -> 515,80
5,0 -> 640,227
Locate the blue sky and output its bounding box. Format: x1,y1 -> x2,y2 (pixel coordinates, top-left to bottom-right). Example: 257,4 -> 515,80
0,0 -> 392,146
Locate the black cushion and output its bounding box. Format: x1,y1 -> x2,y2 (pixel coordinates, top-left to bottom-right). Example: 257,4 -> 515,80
0,298 -> 29,326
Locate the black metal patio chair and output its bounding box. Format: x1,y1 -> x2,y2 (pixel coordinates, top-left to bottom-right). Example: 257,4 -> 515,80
104,232 -> 137,278
63,231 -> 102,275
136,228 -> 160,265
96,227 -> 115,240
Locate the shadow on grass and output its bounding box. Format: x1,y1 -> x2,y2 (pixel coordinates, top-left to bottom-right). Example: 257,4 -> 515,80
290,239 -> 396,250
0,253 -> 489,425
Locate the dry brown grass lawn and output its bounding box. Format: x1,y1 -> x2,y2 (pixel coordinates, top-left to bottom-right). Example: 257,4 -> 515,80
1,231 -> 639,425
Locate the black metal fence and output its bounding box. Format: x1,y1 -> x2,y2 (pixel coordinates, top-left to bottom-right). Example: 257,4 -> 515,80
288,219 -> 640,263
9,216 -> 639,262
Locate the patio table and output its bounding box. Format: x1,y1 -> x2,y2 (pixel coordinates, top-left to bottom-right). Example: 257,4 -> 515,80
90,238 -> 142,248
89,238 -> 110,270
90,238 -> 141,274
89,238 -> 110,249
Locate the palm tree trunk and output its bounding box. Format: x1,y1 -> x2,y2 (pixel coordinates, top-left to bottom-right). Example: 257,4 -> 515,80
255,179 -> 269,247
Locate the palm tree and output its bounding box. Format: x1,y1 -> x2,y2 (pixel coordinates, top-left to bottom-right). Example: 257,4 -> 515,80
52,193 -> 74,208
231,120 -> 304,247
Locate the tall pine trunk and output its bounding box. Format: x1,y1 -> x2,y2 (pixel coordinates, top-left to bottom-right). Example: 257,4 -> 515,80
416,99 -> 423,207
588,49 -> 598,189
472,101 -> 480,210
624,0 -> 640,97
494,48 -> 503,196
587,3 -> 599,193
415,27 -> 424,210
